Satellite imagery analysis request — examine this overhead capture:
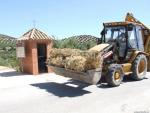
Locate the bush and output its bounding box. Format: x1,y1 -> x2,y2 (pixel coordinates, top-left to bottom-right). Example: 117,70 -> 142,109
0,45 -> 20,71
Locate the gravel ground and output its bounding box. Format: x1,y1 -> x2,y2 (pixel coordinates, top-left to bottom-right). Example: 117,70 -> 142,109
0,68 -> 150,113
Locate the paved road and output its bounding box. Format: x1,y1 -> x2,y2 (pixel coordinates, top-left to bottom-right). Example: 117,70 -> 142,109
0,68 -> 150,113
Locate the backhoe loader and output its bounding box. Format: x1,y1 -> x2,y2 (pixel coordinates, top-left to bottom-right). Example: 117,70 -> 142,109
49,13 -> 150,86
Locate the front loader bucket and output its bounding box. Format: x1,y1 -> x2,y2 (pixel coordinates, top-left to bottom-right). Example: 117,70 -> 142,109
49,66 -> 102,85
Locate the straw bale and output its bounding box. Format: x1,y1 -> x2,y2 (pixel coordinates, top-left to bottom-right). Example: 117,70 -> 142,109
65,56 -> 86,72
49,48 -> 81,58
48,48 -> 102,72
48,57 -> 64,67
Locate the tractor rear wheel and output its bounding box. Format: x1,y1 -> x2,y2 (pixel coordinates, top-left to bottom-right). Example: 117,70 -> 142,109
106,65 -> 124,87
131,54 -> 147,80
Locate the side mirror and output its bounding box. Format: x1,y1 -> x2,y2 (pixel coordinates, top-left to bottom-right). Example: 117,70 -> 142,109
101,29 -> 105,35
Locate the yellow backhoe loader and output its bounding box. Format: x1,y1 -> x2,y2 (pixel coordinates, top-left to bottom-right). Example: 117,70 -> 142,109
49,13 -> 150,86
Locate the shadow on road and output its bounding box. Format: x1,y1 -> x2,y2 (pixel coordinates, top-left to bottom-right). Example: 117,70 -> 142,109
123,76 -> 148,82
31,80 -> 91,97
0,71 -> 28,77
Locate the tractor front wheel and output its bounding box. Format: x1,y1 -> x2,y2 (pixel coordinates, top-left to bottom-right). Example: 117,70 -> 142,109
106,65 -> 124,87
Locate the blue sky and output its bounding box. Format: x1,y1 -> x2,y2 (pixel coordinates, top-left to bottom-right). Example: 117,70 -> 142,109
0,0 -> 149,39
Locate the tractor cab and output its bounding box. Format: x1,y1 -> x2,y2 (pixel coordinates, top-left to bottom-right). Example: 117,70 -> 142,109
101,22 -> 145,61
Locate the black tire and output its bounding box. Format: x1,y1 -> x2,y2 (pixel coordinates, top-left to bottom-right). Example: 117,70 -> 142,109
106,64 -> 124,87
131,54 -> 147,80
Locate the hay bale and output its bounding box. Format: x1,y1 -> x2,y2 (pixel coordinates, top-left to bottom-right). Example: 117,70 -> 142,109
86,57 -> 101,70
49,48 -> 81,58
65,56 -> 86,72
84,51 -> 102,70
61,48 -> 81,57
79,50 -> 101,70
48,57 -> 64,68
48,48 -> 103,72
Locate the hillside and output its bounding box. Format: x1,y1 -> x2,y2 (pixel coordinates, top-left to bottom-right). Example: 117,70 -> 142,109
0,34 -> 16,47
70,35 -> 100,43
53,35 -> 100,50
0,34 -> 19,71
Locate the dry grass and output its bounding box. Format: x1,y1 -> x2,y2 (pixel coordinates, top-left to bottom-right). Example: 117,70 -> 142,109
49,48 -> 81,58
48,48 -> 102,72
48,57 -> 64,68
65,56 -> 86,72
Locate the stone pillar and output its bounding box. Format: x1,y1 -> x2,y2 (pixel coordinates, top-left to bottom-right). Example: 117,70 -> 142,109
31,41 -> 39,75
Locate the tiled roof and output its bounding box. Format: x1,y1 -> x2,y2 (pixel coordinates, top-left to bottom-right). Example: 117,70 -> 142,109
18,28 -> 52,41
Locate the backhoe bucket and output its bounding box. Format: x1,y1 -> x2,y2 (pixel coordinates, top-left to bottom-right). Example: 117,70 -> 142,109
49,66 -> 102,85
48,47 -> 104,84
